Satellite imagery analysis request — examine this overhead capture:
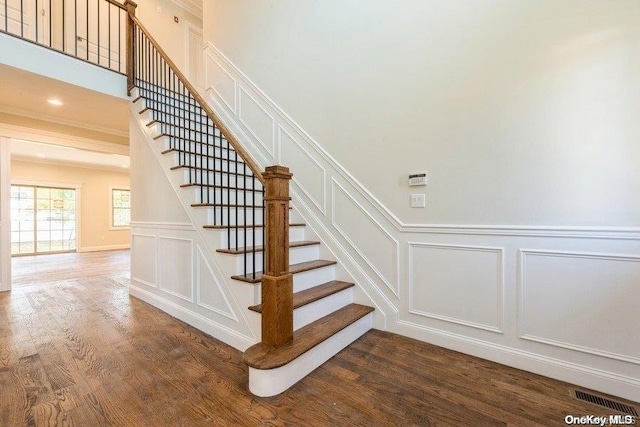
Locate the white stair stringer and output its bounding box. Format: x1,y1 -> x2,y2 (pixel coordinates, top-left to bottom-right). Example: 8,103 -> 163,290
130,97 -> 261,348
248,313 -> 373,397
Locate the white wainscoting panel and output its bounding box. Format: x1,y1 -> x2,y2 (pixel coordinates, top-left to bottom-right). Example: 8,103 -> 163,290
279,125 -> 326,214
332,180 -> 399,296
196,245 -> 237,320
409,243 -> 504,333
238,87 -> 275,156
205,51 -> 236,112
131,233 -> 157,287
520,250 -> 640,364
158,236 -> 194,302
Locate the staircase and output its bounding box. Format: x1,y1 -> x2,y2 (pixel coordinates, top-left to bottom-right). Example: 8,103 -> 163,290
128,13 -> 374,396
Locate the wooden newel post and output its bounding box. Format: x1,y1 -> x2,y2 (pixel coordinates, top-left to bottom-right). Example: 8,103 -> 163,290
261,165 -> 293,347
125,0 -> 138,94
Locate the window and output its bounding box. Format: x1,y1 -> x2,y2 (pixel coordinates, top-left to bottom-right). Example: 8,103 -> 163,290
10,185 -> 77,255
112,189 -> 131,228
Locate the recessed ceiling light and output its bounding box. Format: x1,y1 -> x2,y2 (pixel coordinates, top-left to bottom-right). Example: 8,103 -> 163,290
121,164 -> 129,168
47,98 -> 63,106
37,153 -> 46,158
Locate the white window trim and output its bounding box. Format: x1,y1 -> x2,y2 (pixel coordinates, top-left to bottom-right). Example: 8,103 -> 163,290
109,186 -> 131,230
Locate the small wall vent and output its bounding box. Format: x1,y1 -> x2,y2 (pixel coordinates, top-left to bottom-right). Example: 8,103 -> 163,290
570,389 -> 638,417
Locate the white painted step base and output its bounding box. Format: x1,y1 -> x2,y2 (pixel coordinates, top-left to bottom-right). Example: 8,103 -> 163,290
247,313 -> 373,397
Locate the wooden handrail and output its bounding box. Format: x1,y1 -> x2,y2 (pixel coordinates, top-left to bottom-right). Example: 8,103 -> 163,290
104,0 -> 127,10
126,13 -> 266,185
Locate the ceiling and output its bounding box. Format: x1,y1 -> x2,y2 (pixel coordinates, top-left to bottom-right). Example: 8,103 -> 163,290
0,63 -> 130,169
0,64 -> 129,135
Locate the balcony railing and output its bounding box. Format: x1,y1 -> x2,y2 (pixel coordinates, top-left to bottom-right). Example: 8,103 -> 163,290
1,0 -> 127,73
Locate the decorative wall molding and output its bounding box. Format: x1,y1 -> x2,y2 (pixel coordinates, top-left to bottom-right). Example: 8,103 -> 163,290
408,243 -> 504,334
519,249 -> 640,365
204,51 -> 236,113
199,40 -> 640,401
238,87 -> 275,156
158,236 -> 194,302
195,244 -> 237,321
331,179 -> 399,297
130,221 -> 194,231
278,125 -> 326,215
202,42 -> 640,241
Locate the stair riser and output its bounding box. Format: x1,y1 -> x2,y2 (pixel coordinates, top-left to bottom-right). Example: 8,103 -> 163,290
136,83 -> 198,105
248,313 -> 373,397
173,153 -> 250,174
184,171 -> 260,189
167,139 -> 235,158
150,123 -> 222,141
206,207 -> 264,226
140,105 -> 209,124
219,226 -> 305,248
293,265 -> 336,293
229,245 -> 320,274
293,288 -> 354,330
137,93 -> 202,114
192,189 -> 263,206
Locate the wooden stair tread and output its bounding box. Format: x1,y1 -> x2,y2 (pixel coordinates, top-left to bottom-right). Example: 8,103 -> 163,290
192,203 -> 291,210
231,259 -> 337,284
180,183 -> 263,191
203,222 -> 305,230
243,303 -> 374,369
162,148 -> 246,163
249,280 -> 354,313
218,240 -> 318,255
170,165 -> 255,178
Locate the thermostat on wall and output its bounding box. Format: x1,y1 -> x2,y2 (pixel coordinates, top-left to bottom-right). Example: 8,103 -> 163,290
409,173 -> 427,187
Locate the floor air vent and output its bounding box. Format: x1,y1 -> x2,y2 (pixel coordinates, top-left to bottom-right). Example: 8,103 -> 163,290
571,389 -> 639,416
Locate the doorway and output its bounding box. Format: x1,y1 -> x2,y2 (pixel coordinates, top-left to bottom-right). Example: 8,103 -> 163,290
10,184 -> 77,255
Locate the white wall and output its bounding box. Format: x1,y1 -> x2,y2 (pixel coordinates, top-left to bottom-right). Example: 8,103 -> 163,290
204,0 -> 640,227
199,1 -> 640,401
136,0 -> 202,76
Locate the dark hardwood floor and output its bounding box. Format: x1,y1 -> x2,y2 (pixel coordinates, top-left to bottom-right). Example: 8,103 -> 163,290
1,250 -> 636,426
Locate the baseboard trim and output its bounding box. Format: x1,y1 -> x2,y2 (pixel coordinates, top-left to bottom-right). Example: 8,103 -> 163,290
77,244 -> 131,253
129,280 -> 255,351
394,320 -> 640,402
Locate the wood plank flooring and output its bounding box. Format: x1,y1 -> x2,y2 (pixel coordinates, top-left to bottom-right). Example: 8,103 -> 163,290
1,250 -> 637,426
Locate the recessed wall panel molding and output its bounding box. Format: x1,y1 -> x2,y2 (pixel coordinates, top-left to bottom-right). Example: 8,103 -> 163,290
158,236 -> 194,302
238,87 -> 275,156
279,125 -> 326,214
196,245 -> 237,321
131,233 -> 157,287
408,243 -> 504,333
332,180 -> 399,296
519,249 -> 640,364
204,51 -> 236,113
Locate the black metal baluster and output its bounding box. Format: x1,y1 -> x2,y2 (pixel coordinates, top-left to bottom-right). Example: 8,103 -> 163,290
96,0 -> 100,65
251,167 -> 256,279
74,0 -> 77,56
85,0 -> 88,60
107,3 -> 110,69
62,0 -> 65,52
33,0 -> 40,43
118,8 -> 121,72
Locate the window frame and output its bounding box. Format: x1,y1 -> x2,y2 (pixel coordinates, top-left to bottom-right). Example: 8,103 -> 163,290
110,187 -> 131,230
